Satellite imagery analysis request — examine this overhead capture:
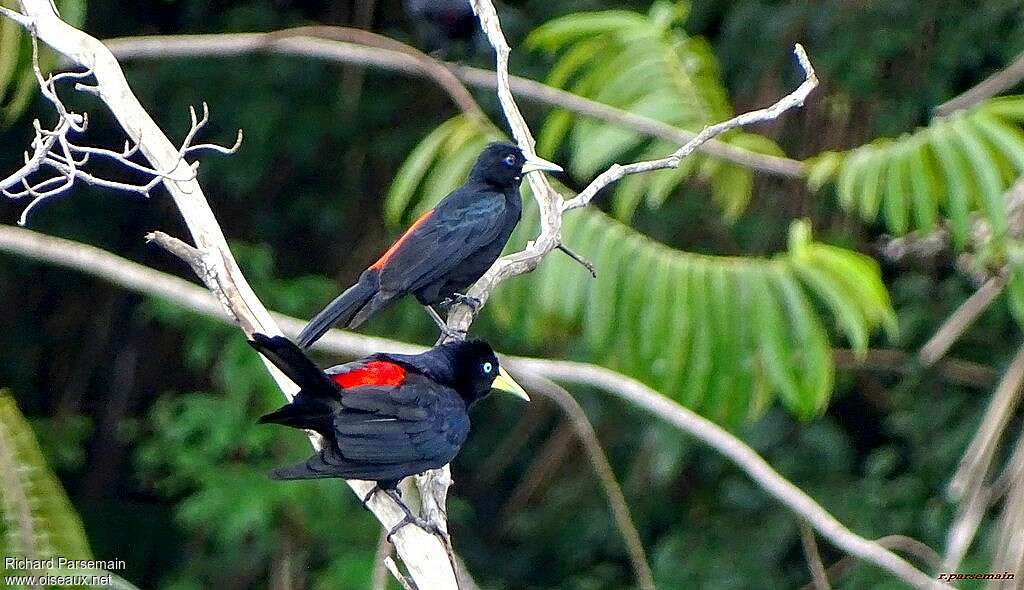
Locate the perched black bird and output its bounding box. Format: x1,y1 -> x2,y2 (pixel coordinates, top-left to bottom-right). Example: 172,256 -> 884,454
250,334 -> 529,533
297,142 -> 561,348
404,0 -> 478,56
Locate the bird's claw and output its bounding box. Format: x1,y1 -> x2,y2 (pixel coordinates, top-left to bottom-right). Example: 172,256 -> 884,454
437,326 -> 467,343
380,488 -> 451,546
443,293 -> 482,313
360,485 -> 385,509
386,512 -> 449,545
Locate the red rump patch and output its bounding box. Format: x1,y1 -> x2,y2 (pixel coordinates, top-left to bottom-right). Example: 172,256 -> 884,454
332,361 -> 406,389
369,209 -> 434,270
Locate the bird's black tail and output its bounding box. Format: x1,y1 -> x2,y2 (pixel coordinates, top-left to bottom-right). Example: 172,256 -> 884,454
297,271 -> 381,349
249,334 -> 336,435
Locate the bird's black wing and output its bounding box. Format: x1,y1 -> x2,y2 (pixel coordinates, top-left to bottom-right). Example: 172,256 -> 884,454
376,192 -> 508,294
330,377 -> 469,469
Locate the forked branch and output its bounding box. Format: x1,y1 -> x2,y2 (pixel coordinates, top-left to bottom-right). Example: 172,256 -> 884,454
0,37 -> 241,226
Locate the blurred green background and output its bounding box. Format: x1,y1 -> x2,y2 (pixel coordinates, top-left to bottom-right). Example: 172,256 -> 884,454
2,1 -> 1024,588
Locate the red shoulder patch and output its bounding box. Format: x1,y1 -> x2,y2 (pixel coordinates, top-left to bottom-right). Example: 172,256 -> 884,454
369,209 -> 435,270
331,361 -> 406,389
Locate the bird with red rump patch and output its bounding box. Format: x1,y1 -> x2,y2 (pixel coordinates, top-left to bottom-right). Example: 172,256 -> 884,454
296,142 -> 561,348
249,333 -> 529,537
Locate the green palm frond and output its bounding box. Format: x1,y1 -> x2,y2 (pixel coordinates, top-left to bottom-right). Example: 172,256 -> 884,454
387,118 -> 896,423
808,96 -> 1024,251
807,96 -> 1024,320
0,391 -> 92,570
526,1 -> 783,222
0,0 -> 87,125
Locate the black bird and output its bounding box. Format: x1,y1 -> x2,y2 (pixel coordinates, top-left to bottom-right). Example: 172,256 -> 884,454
404,0 -> 478,56
250,334 -> 529,533
297,142 -> 561,348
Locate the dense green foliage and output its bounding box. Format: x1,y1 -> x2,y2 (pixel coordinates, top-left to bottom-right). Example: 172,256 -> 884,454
2,1 -> 1024,589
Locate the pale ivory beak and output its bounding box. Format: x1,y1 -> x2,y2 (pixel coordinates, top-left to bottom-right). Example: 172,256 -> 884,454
493,367 -> 531,401
521,153 -> 563,175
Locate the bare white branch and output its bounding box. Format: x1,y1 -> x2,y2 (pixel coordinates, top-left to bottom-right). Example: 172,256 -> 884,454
0,2 -> 459,588
563,44 -> 816,212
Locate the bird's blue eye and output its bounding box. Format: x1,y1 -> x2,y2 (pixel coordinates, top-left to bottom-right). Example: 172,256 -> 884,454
482,362 -> 494,373
503,154 -> 516,166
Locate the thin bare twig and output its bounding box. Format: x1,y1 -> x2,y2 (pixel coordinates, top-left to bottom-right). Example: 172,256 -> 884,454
263,26 -> 485,121
935,50 -> 1024,117
919,273 -> 1008,366
798,535 -> 941,590
562,44 -> 816,212
517,373 -> 655,590
0,225 -> 952,590
832,348 -> 997,388
0,36 -> 240,225
949,343 -> 1024,500
800,521 -> 832,590
940,342 -> 1024,574
986,431 -> 1024,589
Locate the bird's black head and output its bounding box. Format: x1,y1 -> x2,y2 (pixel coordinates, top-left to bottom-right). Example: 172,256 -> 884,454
467,142 -> 562,189
425,339 -> 529,406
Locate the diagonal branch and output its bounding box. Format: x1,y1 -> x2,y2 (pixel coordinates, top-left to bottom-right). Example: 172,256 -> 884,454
513,358 -> 950,590
939,341 -> 1024,574
935,50 -> 1024,117
918,273 -> 1008,366
561,44 -> 816,212
800,521 -> 832,590
0,2 -> 458,588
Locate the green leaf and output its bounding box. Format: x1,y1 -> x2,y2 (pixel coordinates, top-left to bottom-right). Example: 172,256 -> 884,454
527,11 -> 649,52
811,95 -> 1024,279
772,270 -> 834,416
805,151 -> 843,192
929,121 -> 975,248
905,138 -> 939,231
754,269 -> 802,412
0,391 -> 93,568
881,142 -> 909,235
956,119 -> 1007,240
